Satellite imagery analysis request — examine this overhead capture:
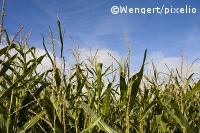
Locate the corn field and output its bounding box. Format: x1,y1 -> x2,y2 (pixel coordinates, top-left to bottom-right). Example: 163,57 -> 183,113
0,1 -> 200,133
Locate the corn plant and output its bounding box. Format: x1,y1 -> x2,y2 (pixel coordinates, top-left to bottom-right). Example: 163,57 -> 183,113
0,1 -> 200,132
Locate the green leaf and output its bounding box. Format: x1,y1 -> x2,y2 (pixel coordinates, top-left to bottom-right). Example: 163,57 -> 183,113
102,65 -> 111,76
140,101 -> 159,120
120,74 -> 127,104
57,19 -> 64,58
119,59 -> 128,104
27,54 -> 46,72
0,64 -> 37,101
0,103 -> 8,118
42,95 -> 63,133
156,115 -> 168,132
17,110 -> 46,133
96,63 -> 103,99
0,44 -> 19,56
0,53 -> 18,77
161,100 -> 193,133
171,100 -> 193,133
18,81 -> 49,125
184,80 -> 200,101
80,102 -> 117,133
42,34 -> 53,64
102,82 -> 112,118
80,116 -> 102,133
75,73 -> 86,99
4,29 -> 10,45
129,49 -> 147,111
55,68 -> 61,87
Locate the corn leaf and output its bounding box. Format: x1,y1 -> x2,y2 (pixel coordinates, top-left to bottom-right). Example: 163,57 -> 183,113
57,19 -> 64,58
0,64 -> 37,101
129,49 -> 147,111
80,116 -> 102,133
0,44 -> 18,56
80,102 -> 118,133
102,82 -> 112,118
184,80 -> 200,101
0,53 -> 18,77
17,110 -> 46,133
140,100 -> 159,120
0,103 -> 8,118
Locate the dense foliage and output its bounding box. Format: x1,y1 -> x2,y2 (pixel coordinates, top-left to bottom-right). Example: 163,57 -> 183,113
0,1 -> 200,132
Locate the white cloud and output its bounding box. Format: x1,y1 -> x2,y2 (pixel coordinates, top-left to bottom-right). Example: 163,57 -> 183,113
146,51 -> 200,80
149,51 -> 164,61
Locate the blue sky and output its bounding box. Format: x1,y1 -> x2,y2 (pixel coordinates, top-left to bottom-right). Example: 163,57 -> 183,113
2,0 -> 200,77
